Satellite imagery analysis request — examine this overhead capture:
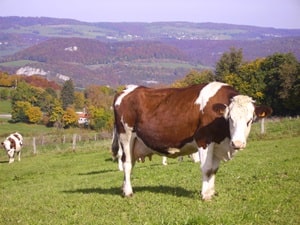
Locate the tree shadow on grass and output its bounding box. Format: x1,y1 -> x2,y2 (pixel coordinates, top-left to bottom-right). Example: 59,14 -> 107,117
62,185 -> 195,198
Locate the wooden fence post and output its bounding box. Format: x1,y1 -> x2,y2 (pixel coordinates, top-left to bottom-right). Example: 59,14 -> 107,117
260,118 -> 265,134
72,134 -> 77,152
33,137 -> 37,154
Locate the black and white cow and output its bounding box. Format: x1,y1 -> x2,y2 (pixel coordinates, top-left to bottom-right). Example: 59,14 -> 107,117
1,132 -> 23,164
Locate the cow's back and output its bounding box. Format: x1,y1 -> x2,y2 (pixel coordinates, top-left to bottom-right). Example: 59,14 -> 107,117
113,83 -> 238,151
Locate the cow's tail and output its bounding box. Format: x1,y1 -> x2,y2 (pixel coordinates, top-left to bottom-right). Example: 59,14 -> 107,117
111,124 -> 119,160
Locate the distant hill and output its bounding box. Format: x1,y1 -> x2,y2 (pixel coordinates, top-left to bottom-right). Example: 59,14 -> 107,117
0,16 -> 300,87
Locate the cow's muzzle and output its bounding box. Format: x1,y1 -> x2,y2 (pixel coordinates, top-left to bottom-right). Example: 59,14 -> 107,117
231,141 -> 246,150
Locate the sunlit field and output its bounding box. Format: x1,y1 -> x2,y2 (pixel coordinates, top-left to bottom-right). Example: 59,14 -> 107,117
0,118 -> 299,225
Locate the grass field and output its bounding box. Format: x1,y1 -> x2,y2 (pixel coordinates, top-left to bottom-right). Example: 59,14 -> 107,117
0,119 -> 299,225
0,99 -> 11,114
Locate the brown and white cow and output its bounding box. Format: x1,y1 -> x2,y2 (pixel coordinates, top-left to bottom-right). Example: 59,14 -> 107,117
111,82 -> 272,200
1,132 -> 23,164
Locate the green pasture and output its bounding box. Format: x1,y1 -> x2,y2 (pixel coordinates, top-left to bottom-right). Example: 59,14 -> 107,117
0,60 -> 36,68
0,119 -> 299,225
0,100 -> 11,114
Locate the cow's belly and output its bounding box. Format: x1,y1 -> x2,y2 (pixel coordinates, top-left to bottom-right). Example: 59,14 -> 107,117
133,136 -> 198,162
166,141 -> 198,158
213,138 -> 239,161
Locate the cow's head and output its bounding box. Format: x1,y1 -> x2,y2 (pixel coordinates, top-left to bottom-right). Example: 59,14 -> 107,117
1,138 -> 16,163
213,95 -> 272,149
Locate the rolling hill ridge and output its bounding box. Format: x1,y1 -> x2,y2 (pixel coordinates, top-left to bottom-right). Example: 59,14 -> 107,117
1,17 -> 300,87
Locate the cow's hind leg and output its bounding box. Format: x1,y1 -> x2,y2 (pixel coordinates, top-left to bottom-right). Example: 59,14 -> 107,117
120,131 -> 134,197
17,151 -> 21,162
117,148 -> 123,171
199,144 -> 220,201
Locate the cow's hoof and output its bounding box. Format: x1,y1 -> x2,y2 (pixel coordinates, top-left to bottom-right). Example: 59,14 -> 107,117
201,195 -> 213,201
201,191 -> 216,201
122,192 -> 133,197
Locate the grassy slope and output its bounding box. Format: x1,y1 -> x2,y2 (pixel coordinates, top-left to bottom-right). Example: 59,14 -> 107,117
0,99 -> 11,114
0,138 -> 299,225
0,119 -> 299,225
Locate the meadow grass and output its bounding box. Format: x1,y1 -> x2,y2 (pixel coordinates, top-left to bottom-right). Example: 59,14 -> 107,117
0,119 -> 299,225
0,60 -> 37,68
0,100 -> 11,114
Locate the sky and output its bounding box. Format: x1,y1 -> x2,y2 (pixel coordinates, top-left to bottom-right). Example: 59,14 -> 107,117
1,0 -> 300,29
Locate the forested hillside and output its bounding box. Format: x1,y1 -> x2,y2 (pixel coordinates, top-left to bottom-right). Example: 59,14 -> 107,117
0,16 -> 300,87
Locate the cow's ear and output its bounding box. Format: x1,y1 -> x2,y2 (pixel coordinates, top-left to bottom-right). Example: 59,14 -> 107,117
255,106 -> 272,118
213,103 -> 229,118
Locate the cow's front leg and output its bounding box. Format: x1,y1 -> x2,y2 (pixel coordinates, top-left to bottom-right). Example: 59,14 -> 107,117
7,150 -> 15,164
122,160 -> 133,197
199,144 -> 219,201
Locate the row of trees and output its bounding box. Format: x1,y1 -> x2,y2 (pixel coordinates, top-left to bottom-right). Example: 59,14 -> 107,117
1,49 -> 299,131
174,49 -> 299,116
1,76 -> 115,130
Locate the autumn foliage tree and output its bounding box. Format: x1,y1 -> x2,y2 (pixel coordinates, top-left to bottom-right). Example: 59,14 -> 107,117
11,101 -> 31,123
26,106 -> 43,124
62,107 -> 78,128
215,49 -> 300,115
48,99 -> 64,128
172,69 -> 214,87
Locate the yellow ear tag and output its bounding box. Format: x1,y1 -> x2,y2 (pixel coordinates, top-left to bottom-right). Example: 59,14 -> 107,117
259,112 -> 265,117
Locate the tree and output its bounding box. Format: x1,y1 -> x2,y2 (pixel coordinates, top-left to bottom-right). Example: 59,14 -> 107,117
0,88 -> 10,100
61,79 -> 75,110
215,47 -> 243,81
11,81 -> 35,107
261,53 -> 300,115
74,91 -> 85,110
88,105 -> 113,131
62,107 -> 78,128
85,85 -> 114,108
11,101 -> 31,122
26,106 -> 42,124
223,58 -> 266,102
49,99 -> 64,128
172,69 -> 215,87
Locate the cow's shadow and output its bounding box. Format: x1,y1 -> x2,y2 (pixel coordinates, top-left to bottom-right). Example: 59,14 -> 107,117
63,185 -> 195,198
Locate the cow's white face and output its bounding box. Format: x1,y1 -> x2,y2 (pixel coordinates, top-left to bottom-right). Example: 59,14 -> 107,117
225,95 -> 255,149
213,95 -> 272,150
2,139 -> 14,158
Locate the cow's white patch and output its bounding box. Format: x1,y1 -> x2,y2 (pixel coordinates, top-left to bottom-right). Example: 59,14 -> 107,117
228,95 -> 255,149
213,138 -> 237,161
195,82 -> 228,112
119,119 -> 136,196
115,85 -> 138,106
199,144 -> 218,200
167,148 -> 180,154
